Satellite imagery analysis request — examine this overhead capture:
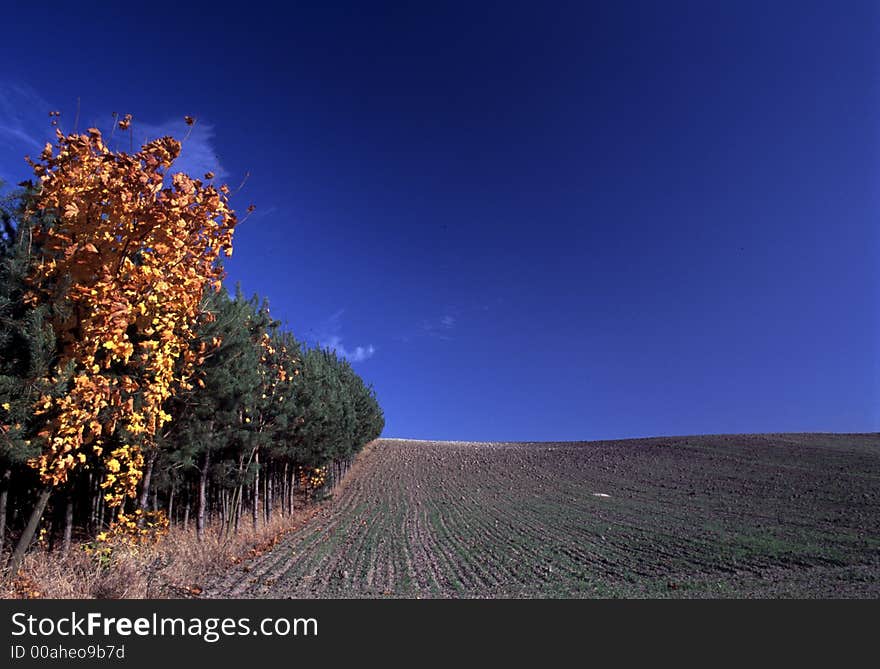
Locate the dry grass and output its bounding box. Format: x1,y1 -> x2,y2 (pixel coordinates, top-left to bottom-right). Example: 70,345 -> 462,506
0,508 -> 319,599
1,442 -> 378,600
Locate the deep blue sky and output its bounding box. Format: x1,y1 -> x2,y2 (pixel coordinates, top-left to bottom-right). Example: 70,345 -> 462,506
1,2 -> 877,440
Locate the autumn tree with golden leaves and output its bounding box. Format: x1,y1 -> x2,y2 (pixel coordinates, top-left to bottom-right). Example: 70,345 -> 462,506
5,119 -> 235,576
1,114 -> 383,586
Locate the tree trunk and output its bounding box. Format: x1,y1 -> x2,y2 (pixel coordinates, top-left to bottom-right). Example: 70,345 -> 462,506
137,452 -> 156,513
293,467 -> 298,506
252,448 -> 260,531
196,451 -> 209,541
263,468 -> 270,524
86,472 -> 97,532
95,487 -> 104,531
0,468 -> 10,553
136,452 -> 157,530
5,487 -> 51,580
282,463 -> 288,516
61,495 -> 74,555
267,466 -> 274,522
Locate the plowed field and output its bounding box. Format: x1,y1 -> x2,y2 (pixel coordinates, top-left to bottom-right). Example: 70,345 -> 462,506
206,434 -> 880,598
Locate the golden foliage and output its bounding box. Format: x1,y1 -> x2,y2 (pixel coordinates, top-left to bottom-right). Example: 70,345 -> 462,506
297,466 -> 327,489
93,509 -> 170,547
24,122 -> 236,506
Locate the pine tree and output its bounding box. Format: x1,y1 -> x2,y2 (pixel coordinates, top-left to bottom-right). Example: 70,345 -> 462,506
0,190 -> 65,568
160,286 -> 266,538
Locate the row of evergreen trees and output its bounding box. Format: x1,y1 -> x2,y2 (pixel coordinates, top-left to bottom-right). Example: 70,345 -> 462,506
0,187 -> 384,559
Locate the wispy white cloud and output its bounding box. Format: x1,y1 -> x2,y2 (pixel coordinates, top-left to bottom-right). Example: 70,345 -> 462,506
323,335 -> 376,362
74,114 -> 227,181
322,309 -> 345,333
417,312 -> 457,340
0,83 -> 54,185
316,309 -> 376,363
0,84 -> 45,149
130,117 -> 229,181
0,83 -> 229,189
395,300 -> 499,345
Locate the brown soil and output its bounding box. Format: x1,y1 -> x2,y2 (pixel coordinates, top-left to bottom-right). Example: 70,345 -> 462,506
204,434 -> 880,598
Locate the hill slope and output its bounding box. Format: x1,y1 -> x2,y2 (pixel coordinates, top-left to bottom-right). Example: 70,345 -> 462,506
205,434 -> 880,598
